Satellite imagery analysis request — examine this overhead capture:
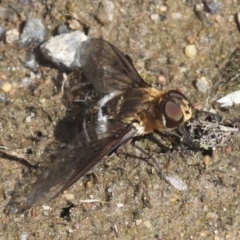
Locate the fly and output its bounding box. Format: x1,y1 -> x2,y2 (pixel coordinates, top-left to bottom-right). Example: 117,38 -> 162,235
20,38 -> 193,211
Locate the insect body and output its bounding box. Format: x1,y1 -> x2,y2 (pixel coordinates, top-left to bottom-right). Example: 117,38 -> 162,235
23,38 -> 192,210
98,87 -> 192,134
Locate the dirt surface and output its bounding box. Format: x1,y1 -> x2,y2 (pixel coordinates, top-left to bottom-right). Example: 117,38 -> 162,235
0,0 -> 240,239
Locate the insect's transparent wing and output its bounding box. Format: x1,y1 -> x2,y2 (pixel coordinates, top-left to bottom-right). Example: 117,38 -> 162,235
27,120 -> 136,209
80,38 -> 150,93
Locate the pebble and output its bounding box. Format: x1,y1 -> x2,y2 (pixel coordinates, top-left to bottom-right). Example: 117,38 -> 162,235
25,112 -> 35,123
19,18 -> 46,48
1,82 -> 12,93
68,19 -> 81,30
151,14 -> 159,22
205,2 -> 222,15
5,29 -> 20,45
157,75 -> 167,86
0,91 -> 10,103
57,23 -> 70,35
103,0 -> 115,21
165,175 -> 188,191
72,222 -> 80,230
143,220 -> 152,229
21,76 -> 36,88
42,211 -> 49,216
86,180 -> 93,189
39,98 -> 46,104
172,12 -> 182,19
42,204 -> 51,210
195,3 -> 204,13
196,76 -> 210,93
20,232 -> 28,240
184,44 -> 197,58
136,219 -> 142,225
24,52 -> 39,71
40,30 -> 88,71
206,212 -> 218,220
217,90 -> 240,107
64,193 -> 75,201
117,203 -> 124,208
159,6 -> 167,12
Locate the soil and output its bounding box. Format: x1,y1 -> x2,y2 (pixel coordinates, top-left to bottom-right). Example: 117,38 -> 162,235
0,0 -> 240,239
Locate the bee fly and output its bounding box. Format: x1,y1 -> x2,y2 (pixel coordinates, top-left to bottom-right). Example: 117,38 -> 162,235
24,38 -> 193,210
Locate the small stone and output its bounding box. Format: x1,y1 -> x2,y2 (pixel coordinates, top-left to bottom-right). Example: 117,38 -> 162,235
39,98 -> 46,103
26,112 -> 35,123
68,19 -> 81,30
21,77 -> 36,88
225,232 -> 232,239
5,29 -> 20,45
86,181 -> 93,189
0,91 -> 10,103
1,82 -> 12,93
19,18 -> 46,48
159,6 -> 167,12
57,23 -> 69,35
205,2 -> 222,15
117,203 -> 124,208
73,222 -> 80,230
151,14 -> 159,22
40,30 -> 88,71
158,75 -> 167,86
103,0 -> 115,21
172,12 -> 182,19
200,231 -> 207,237
64,193 -> 75,201
42,211 -> 49,216
195,3 -> 204,12
203,205 -> 208,211
24,52 -> 39,70
217,90 -> 240,107
185,44 -> 197,58
196,76 -> 210,93
165,175 -> 188,191
143,220 -> 152,229
42,204 -> 51,210
136,219 -> 142,225
206,212 -> 218,220
20,232 -> 28,240
203,155 -> 210,168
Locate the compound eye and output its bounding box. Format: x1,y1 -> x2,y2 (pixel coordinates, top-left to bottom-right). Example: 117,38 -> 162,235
163,100 -> 183,128
167,90 -> 187,100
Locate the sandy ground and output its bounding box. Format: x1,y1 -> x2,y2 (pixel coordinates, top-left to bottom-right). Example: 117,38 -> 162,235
0,0 -> 240,239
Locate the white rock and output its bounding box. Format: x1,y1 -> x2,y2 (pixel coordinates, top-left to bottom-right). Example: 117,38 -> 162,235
40,31 -> 88,70
217,90 -> 240,107
1,82 -> 12,92
196,76 -> 211,93
5,29 -> 19,45
117,203 -> 124,208
185,44 -> 197,58
19,18 -> 46,48
20,232 -> 28,240
165,175 -> 188,191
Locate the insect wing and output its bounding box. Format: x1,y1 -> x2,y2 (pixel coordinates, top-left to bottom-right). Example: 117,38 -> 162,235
80,38 -> 150,93
27,120 -> 136,209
